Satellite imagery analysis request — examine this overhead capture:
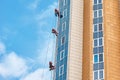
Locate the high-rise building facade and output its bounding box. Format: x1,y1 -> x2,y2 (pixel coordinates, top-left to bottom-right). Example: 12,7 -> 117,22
83,0 -> 120,80
54,0 -> 120,80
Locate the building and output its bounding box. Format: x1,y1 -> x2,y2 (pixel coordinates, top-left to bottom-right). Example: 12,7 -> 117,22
54,0 -> 120,80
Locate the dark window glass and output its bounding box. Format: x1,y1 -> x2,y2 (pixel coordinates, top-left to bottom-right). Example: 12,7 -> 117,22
94,47 -> 98,54
99,24 -> 102,31
94,25 -> 97,32
94,39 -> 98,46
98,17 -> 103,23
93,5 -> 98,10
94,0 -> 97,4
99,62 -> 104,69
98,4 -> 102,9
99,31 -> 103,38
93,32 -> 98,39
93,18 -> 98,24
98,0 -> 102,4
99,38 -> 103,46
99,10 -> 102,17
99,54 -> 103,62
61,36 -> 65,44
99,46 -> 103,53
60,50 -> 65,60
62,22 -> 66,31
59,65 -> 64,75
94,25 -> 97,31
94,11 -> 97,17
99,70 -> 104,79
94,71 -> 98,79
94,63 -> 99,70
94,55 -> 98,63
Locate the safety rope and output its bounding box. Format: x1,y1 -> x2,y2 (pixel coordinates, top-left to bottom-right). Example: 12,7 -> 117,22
42,33 -> 52,79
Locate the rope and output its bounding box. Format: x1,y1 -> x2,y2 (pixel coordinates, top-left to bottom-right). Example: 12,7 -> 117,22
42,33 -> 52,79
51,71 -> 53,80
50,1 -> 60,80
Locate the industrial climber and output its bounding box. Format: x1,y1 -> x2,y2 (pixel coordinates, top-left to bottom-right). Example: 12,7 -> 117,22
55,9 -> 63,18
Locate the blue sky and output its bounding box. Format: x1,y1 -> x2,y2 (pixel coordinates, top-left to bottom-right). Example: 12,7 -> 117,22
0,0 -> 57,80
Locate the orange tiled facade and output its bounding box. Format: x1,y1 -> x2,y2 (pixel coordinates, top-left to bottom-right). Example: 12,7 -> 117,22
82,0 -> 120,80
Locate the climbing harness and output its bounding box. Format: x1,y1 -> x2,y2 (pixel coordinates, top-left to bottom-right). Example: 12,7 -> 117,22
49,61 -> 55,71
52,28 -> 58,36
55,9 -> 63,18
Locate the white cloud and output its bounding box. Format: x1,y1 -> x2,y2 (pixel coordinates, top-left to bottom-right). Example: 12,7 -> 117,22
28,0 -> 41,10
0,52 -> 28,78
0,42 -> 5,54
0,1 -> 57,80
20,2 -> 58,78
21,68 -> 51,80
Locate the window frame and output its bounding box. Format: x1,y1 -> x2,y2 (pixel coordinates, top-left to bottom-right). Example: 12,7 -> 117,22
61,35 -> 65,45
59,65 -> 64,76
99,69 -> 104,79
63,9 -> 67,19
98,9 -> 103,17
63,0 -> 67,6
62,21 -> 66,31
93,71 -> 98,80
98,0 -> 102,4
93,54 -> 99,63
60,50 -> 65,60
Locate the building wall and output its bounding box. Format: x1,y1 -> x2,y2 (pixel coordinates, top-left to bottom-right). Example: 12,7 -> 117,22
83,0 -> 120,80
82,0 -> 93,80
104,0 -> 120,80
55,0 -> 70,80
55,0 -> 120,80
68,0 -> 83,80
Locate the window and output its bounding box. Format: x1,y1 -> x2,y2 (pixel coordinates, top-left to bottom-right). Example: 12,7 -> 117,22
98,4 -> 102,9
94,47 -> 98,54
59,65 -> 64,76
99,38 -> 103,46
99,31 -> 103,38
99,70 -> 104,79
98,17 -> 103,23
94,63 -> 99,70
63,9 -> 67,18
62,22 -> 66,31
99,24 -> 102,31
94,71 -> 98,80
61,36 -> 65,45
63,0 -> 66,6
93,1 -> 104,80
93,5 -> 98,10
94,24 -> 98,32
93,18 -> 98,24
99,46 -> 103,53
99,62 -> 104,69
99,54 -> 103,62
98,0 -> 102,4
60,50 -> 65,60
94,39 -> 98,47
94,55 -> 98,63
93,4 -> 103,11
99,10 -> 102,17
93,32 -> 98,39
94,0 -> 97,4
94,11 -> 97,18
